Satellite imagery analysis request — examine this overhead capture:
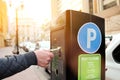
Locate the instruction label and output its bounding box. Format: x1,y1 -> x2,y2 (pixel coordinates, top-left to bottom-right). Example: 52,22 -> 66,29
78,54 -> 101,80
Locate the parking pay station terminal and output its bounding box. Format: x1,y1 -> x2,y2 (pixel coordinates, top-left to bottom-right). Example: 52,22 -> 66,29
50,10 -> 105,80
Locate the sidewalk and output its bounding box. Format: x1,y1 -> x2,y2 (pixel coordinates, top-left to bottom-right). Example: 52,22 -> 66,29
0,47 -> 50,80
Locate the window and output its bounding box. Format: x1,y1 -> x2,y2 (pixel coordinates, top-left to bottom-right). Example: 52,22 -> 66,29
112,44 -> 120,63
103,0 -> 117,10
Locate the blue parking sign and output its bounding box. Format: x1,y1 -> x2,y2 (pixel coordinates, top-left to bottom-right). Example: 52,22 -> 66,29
77,22 -> 102,53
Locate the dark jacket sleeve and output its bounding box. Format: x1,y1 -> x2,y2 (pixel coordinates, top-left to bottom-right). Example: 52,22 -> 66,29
0,51 -> 37,79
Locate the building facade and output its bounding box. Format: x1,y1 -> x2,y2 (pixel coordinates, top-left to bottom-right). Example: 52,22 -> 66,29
0,0 -> 8,47
51,0 -> 120,35
82,0 -> 120,35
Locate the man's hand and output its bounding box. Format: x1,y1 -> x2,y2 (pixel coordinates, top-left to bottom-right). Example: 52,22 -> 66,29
34,50 -> 54,67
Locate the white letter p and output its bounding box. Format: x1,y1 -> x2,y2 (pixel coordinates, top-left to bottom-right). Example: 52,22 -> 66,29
87,28 -> 96,48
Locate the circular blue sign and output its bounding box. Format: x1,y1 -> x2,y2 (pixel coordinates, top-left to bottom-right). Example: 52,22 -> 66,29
77,22 -> 102,54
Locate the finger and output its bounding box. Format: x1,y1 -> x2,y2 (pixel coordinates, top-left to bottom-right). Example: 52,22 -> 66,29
40,63 -> 48,68
49,52 -> 54,58
44,50 -> 54,58
44,61 -> 49,67
40,61 -> 49,67
46,57 -> 51,62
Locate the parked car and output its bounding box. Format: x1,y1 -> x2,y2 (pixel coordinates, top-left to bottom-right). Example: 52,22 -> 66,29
37,41 -> 50,50
106,33 -> 120,79
19,41 -> 36,52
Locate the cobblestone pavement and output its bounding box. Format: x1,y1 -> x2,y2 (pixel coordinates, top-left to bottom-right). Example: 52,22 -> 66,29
0,47 -> 50,80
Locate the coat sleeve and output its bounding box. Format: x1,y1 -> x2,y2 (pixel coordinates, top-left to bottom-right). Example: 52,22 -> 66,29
0,51 -> 37,79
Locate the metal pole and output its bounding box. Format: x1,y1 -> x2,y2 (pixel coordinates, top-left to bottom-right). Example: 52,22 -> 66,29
16,8 -> 19,54
12,8 -> 19,54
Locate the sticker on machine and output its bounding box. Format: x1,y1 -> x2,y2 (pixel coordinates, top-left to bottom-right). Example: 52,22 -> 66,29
78,54 -> 101,80
77,22 -> 102,54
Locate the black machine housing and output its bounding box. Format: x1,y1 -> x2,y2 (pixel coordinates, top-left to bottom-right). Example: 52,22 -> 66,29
50,10 -> 105,80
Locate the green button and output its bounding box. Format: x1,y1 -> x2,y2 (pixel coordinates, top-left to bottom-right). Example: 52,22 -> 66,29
78,54 -> 101,80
